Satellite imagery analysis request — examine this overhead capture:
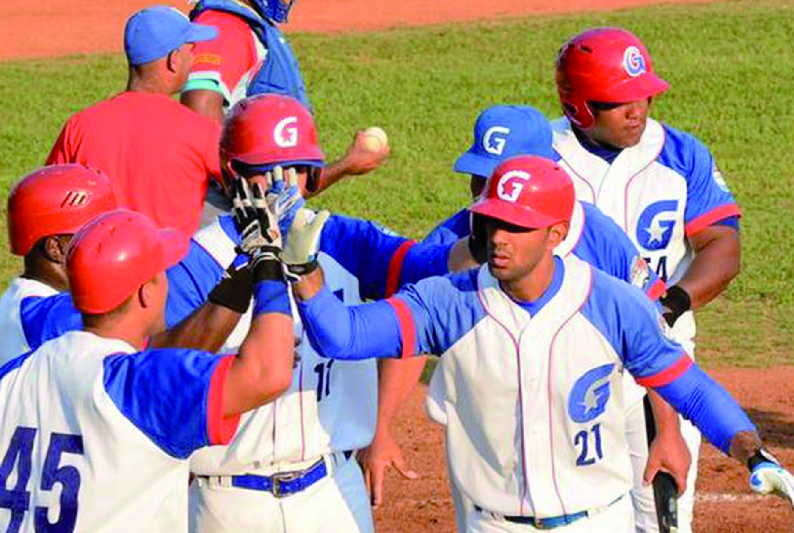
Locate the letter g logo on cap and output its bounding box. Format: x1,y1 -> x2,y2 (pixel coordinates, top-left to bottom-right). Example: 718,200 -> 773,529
483,126 -> 510,156
496,170 -> 530,203
274,116 -> 298,148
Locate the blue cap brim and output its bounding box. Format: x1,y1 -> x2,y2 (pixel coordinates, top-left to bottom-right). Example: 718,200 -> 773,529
185,23 -> 218,44
453,151 -> 500,178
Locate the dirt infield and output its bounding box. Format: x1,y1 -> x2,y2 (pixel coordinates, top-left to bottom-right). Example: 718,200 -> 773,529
377,367 -> 794,532
0,0 -> 715,60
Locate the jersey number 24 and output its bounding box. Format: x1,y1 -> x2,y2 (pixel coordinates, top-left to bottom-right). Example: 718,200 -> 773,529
0,426 -> 84,533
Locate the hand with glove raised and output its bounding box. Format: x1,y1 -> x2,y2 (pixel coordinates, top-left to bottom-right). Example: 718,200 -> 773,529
281,208 -> 330,281
231,178 -> 284,283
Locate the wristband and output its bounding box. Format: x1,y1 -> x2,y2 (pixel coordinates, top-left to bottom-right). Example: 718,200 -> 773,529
252,257 -> 285,283
748,448 -> 779,472
660,285 -> 691,324
208,265 -> 253,313
252,280 -> 291,316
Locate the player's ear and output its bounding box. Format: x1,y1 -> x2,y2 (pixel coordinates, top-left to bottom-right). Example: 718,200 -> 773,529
547,221 -> 569,249
40,235 -> 71,265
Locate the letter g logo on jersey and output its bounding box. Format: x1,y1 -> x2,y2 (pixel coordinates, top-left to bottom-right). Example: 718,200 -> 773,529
636,200 -> 679,251
496,170 -> 530,203
273,116 -> 298,148
483,126 -> 510,156
568,364 -> 615,423
623,46 -> 647,77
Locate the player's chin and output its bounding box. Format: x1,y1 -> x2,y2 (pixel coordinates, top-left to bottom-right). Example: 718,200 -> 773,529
487,260 -> 512,280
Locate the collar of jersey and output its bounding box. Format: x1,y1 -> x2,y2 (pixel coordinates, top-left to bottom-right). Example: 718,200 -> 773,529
508,255 -> 565,317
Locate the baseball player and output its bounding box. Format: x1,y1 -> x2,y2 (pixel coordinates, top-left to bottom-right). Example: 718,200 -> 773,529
0,164 -> 116,362
552,27 -> 742,532
47,6 -> 222,239
363,105 -> 680,529
181,0 -> 389,199
0,206 -> 296,533
160,93 -> 457,533
293,155 -> 794,532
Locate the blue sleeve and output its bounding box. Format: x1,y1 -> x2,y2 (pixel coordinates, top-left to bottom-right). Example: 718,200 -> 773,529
165,241 -> 230,328
298,271 -> 483,359
319,214 -> 450,299
103,348 -> 230,458
659,129 -> 741,234
655,364 -> 756,453
581,272 -> 685,379
19,294 -> 83,350
298,285 -> 406,360
422,209 -> 471,246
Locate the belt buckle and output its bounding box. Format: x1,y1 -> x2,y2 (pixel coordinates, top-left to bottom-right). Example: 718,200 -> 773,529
533,517 -> 547,529
270,471 -> 300,498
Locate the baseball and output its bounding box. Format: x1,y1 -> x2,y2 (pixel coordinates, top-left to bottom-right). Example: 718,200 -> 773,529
361,126 -> 388,152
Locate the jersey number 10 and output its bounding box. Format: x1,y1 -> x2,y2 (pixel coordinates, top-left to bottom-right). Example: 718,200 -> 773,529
0,426 -> 84,533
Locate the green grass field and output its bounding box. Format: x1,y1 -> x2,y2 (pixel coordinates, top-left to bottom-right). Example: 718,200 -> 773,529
1,0 -> 792,367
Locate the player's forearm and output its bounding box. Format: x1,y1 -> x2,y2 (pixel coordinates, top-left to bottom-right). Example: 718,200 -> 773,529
297,284 -> 403,360
653,363 -> 756,455
308,161 -> 348,198
677,227 -> 740,309
646,388 -> 680,438
376,357 -> 427,434
225,281 -> 294,416
151,303 -> 241,352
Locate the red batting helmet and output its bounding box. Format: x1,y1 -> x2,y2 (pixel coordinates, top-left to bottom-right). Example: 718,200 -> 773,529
470,155 -> 574,229
67,209 -> 187,314
220,93 -> 325,171
7,164 -> 117,256
555,27 -> 669,129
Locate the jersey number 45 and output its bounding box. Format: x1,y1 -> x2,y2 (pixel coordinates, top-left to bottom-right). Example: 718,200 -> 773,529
0,426 -> 84,533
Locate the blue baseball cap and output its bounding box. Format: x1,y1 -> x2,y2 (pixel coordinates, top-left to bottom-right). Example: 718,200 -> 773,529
454,105 -> 555,178
124,5 -> 218,66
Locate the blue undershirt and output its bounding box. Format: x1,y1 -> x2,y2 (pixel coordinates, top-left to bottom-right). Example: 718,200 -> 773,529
508,256 -> 564,316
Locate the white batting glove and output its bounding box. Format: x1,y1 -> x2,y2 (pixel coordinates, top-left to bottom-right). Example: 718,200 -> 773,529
750,460 -> 794,503
281,208 -> 330,281
231,179 -> 282,271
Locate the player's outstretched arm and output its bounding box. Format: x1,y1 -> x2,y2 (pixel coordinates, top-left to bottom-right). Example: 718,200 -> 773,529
308,129 -> 390,197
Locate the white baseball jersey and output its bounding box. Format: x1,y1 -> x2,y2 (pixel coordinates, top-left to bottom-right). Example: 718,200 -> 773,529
551,117 -> 741,345
0,277 -> 70,364
297,254 -> 692,518
0,330 -> 237,533
166,213 -> 449,475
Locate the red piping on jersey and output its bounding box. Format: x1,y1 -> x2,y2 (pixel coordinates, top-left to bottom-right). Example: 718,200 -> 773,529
476,286 -> 534,516
546,265 -> 594,517
207,355 -> 241,445
646,278 -> 666,301
385,240 -> 416,297
387,297 -> 416,358
684,204 -> 741,236
635,353 -> 693,387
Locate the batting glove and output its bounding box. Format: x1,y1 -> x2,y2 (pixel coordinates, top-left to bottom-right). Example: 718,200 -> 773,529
231,179 -> 284,281
281,208 -> 330,281
264,166 -> 305,239
749,450 -> 794,503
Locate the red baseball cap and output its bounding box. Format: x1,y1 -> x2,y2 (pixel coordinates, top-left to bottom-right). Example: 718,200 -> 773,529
470,155 -> 575,229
